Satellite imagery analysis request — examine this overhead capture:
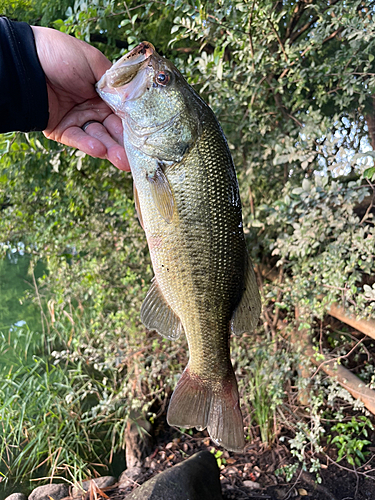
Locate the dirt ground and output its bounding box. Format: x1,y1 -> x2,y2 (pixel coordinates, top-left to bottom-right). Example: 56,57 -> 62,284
106,416 -> 375,500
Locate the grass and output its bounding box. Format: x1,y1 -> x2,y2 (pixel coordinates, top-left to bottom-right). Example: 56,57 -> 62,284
0,326 -> 117,490
1,304 -> 374,494
0,308 -> 184,496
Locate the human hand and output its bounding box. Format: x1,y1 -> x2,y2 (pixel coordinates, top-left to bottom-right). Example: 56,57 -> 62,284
31,26 -> 129,171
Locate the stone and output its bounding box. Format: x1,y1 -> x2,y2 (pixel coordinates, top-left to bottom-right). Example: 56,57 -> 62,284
29,483 -> 69,500
71,476 -> 116,498
243,480 -> 261,489
5,494 -> 27,500
125,450 -> 223,500
118,466 -> 142,488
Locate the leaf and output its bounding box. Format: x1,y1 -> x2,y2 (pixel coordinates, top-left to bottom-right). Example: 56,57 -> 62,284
302,179 -> 311,192
356,450 -> 365,462
217,59 -> 223,80
363,167 -> 375,179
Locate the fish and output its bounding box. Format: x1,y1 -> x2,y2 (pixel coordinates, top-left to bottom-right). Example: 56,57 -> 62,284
96,42 -> 261,452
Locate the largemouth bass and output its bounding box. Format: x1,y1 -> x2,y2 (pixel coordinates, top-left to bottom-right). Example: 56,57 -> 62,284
96,42 -> 261,452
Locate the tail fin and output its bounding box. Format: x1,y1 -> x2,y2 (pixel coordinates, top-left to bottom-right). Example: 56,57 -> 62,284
167,366 -> 245,452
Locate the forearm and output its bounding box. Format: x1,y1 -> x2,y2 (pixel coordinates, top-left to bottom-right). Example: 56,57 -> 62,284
0,17 -> 49,133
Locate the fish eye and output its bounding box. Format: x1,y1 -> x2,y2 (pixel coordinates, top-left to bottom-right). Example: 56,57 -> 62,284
155,71 -> 171,86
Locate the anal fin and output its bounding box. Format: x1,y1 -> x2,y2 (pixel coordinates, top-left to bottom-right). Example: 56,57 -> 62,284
167,366 -> 245,452
231,252 -> 261,336
141,277 -> 184,340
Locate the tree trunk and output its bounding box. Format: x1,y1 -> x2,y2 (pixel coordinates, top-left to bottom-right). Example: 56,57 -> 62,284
365,97 -> 375,150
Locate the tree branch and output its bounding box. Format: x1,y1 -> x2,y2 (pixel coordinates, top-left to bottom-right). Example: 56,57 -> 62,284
289,0 -> 343,44
328,303 -> 375,341
89,33 -> 129,50
284,0 -> 309,42
294,307 -> 375,415
248,0 -> 256,72
266,16 -> 288,62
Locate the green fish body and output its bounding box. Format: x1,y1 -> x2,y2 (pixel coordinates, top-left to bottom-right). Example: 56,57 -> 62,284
96,42 -> 261,452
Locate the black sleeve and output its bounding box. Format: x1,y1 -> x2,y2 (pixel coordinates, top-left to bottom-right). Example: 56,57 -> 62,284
0,17 -> 49,133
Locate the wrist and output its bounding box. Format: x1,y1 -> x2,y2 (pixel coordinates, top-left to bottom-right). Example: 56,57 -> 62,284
0,18 -> 48,132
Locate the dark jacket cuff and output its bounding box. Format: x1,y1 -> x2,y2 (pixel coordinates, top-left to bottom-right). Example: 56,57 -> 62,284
0,17 -> 49,133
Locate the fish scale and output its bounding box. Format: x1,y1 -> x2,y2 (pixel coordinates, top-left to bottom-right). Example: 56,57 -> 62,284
96,41 -> 261,452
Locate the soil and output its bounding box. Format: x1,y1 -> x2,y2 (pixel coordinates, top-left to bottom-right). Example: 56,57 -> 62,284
103,415 -> 375,500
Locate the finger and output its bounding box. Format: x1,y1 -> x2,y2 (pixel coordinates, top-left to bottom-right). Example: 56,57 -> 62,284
102,114 -> 124,146
83,121 -> 130,171
55,125 -> 108,158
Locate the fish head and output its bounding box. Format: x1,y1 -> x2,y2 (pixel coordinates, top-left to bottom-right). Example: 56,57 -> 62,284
96,42 -> 202,161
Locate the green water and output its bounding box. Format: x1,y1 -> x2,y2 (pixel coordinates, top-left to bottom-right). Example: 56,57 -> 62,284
0,251 -> 45,339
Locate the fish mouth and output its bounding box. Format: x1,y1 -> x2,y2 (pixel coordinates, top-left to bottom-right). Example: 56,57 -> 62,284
98,42 -> 155,89
96,42 -> 156,104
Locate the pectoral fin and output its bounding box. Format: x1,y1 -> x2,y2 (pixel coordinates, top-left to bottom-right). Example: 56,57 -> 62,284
147,164 -> 175,223
133,183 -> 144,230
231,253 -> 261,336
141,277 -> 184,340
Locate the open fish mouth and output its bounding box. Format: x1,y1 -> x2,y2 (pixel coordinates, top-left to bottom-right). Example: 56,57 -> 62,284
100,42 -> 155,88
97,41 -> 180,136
96,42 -> 156,105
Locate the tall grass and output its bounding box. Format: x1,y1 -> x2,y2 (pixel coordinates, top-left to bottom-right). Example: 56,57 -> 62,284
0,325 -> 125,492
0,306 -> 185,496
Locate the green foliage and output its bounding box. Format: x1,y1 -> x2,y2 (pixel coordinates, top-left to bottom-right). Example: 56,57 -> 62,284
210,448 -> 227,468
275,462 -> 299,483
238,343 -> 294,445
1,0 -> 375,488
0,311 -> 186,489
328,416 -> 374,466
260,175 -> 374,319
0,325 -> 118,485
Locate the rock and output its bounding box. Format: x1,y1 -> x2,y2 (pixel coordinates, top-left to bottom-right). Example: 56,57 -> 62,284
118,466 -> 142,488
243,480 -> 261,489
125,450 -> 223,500
125,412 -> 153,468
29,483 -> 69,500
71,476 -> 116,498
5,494 -> 27,500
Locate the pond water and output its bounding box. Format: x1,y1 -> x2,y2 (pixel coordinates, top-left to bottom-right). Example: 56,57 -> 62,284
0,252 -> 45,366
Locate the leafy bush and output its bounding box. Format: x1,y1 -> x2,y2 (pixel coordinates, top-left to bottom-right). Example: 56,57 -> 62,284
1,0 -> 375,489
328,416 -> 373,467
